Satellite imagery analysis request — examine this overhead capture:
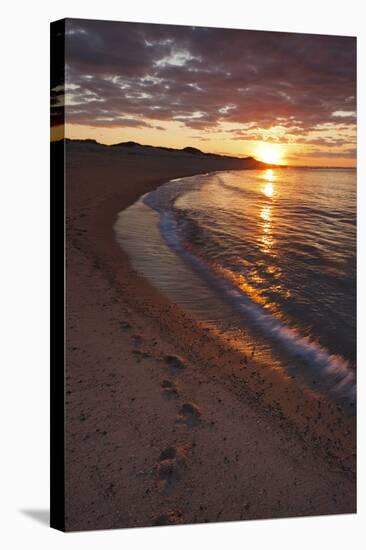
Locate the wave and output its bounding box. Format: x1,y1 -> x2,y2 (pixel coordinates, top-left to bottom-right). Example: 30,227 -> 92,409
156,205 -> 355,403
127,169 -> 357,404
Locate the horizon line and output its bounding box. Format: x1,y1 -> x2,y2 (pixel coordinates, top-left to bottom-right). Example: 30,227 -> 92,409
51,136 -> 356,170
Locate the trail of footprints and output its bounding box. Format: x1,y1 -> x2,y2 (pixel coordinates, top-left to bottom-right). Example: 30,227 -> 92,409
154,352 -> 203,525
161,353 -> 202,427
124,319 -> 203,526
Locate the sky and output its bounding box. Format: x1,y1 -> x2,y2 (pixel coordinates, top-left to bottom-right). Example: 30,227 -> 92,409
51,19 -> 356,166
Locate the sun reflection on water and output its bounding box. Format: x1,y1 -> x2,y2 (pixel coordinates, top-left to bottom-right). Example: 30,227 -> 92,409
265,169 -> 275,180
263,182 -> 274,198
260,206 -> 271,222
259,170 -> 277,252
261,169 -> 277,197
259,203 -> 275,253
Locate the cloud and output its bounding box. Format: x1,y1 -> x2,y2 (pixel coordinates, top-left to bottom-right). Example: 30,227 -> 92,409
288,147 -> 356,160
51,19 -> 356,158
332,110 -> 356,117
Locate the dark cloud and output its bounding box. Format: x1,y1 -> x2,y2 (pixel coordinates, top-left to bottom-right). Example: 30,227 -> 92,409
288,147 -> 356,160
52,18 -> 356,155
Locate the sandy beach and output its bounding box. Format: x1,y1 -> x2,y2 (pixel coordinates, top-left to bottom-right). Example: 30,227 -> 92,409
64,140 -> 356,531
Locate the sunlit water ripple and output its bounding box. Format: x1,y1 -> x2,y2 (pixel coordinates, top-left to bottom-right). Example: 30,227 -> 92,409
115,168 -> 356,405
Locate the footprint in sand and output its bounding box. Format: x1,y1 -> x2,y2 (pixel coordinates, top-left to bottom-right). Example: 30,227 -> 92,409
152,510 -> 183,526
163,354 -> 186,375
132,349 -> 151,362
176,403 -> 202,427
156,446 -> 187,493
132,334 -> 143,346
161,379 -> 179,399
119,321 -> 131,331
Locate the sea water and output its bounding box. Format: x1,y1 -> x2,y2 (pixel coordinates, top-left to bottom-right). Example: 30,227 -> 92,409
115,168 -> 356,404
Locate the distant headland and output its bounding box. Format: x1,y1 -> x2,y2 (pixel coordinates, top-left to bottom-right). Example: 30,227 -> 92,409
54,138 -> 286,169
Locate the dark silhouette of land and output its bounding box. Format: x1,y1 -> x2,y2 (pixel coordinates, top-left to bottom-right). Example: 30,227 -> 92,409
59,138 -> 283,169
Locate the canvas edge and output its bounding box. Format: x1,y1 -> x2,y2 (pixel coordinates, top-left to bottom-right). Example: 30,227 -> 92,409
50,18 -> 66,532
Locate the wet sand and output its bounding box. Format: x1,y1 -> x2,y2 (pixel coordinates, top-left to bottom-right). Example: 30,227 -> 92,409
64,141 -> 356,531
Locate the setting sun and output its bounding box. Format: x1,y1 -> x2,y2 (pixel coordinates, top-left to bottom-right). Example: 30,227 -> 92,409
256,144 -> 284,165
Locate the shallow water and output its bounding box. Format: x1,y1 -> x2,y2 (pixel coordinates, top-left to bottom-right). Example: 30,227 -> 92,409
114,168 -> 356,404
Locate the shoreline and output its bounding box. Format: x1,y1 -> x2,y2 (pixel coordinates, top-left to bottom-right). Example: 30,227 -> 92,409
65,142 -> 356,531
116,183 -> 355,406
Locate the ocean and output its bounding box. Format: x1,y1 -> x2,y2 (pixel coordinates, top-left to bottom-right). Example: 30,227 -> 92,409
115,168 -> 356,405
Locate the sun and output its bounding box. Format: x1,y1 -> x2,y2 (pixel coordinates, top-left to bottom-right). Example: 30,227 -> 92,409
256,143 -> 284,165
